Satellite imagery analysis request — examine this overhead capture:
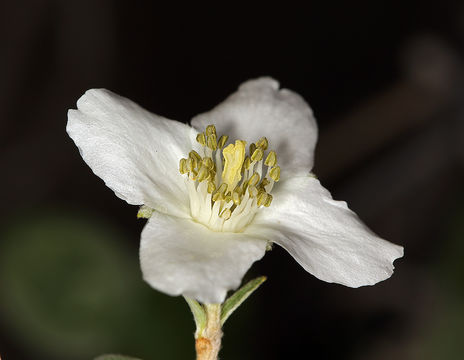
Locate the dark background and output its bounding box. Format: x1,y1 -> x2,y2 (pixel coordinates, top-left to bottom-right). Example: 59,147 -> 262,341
1,1 -> 464,359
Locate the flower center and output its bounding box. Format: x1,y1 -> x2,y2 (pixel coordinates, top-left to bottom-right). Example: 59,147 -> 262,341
179,124 -> 280,232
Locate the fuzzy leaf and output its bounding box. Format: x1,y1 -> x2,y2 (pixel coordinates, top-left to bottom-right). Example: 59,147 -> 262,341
220,276 -> 266,325
184,296 -> 207,337
94,355 -> 142,360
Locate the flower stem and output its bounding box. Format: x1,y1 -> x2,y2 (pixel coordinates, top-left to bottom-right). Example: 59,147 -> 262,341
195,304 -> 223,360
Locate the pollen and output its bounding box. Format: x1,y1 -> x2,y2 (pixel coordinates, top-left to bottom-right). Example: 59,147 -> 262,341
179,124 -> 280,232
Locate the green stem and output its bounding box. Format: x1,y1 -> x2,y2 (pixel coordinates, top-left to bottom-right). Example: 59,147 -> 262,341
186,277 -> 267,359
195,304 -> 222,360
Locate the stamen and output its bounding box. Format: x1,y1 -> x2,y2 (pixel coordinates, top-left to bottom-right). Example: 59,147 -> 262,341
189,150 -> 202,163
206,124 -> 217,136
249,143 -> 257,156
244,156 -> 251,170
179,158 -> 188,174
187,157 -> 195,171
207,133 -> 217,150
270,166 -> 281,182
232,191 -> 241,205
196,133 -> 206,146
264,194 -> 273,207
248,186 -> 258,198
257,191 -> 269,207
207,181 -> 216,193
260,177 -> 270,188
256,137 -> 268,150
265,151 -> 277,167
202,157 -> 214,169
248,172 -> 260,187
179,124 -> 281,232
217,183 -> 228,195
221,208 -> 232,220
251,148 -> 263,162
197,165 -> 210,182
218,135 -> 228,149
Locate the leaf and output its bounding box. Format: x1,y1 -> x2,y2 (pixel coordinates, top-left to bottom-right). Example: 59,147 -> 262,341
184,296 -> 207,337
94,355 -> 142,360
220,276 -> 267,326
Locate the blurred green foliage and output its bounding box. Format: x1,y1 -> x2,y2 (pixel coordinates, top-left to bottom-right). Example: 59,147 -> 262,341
0,211 -> 195,360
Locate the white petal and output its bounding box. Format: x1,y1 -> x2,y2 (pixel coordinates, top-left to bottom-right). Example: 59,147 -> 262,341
191,77 -> 318,174
247,175 -> 404,287
139,211 -> 268,303
67,89 -> 198,218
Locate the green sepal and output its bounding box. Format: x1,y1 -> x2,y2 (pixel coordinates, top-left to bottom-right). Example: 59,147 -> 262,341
220,276 -> 266,326
184,296 -> 207,337
94,355 -> 142,360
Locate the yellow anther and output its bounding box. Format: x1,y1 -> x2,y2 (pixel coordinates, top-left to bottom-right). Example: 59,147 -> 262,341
249,143 -> 257,156
264,194 -> 273,207
244,156 -> 251,170
248,172 -> 260,187
257,177 -> 270,192
234,185 -> 244,195
205,170 -> 213,181
257,191 -> 269,207
232,191 -> 241,205
222,140 -> 246,190
248,185 -> 258,198
256,137 -> 268,150
190,169 -> 198,180
206,124 -> 217,136
207,133 -> 217,150
260,177 -> 270,187
220,208 -> 232,220
251,148 -> 264,162
197,165 -> 210,182
202,157 -> 214,169
212,192 -> 222,202
179,158 -> 188,174
207,181 -> 216,194
217,183 -> 228,195
270,166 -> 281,182
240,179 -> 249,193
189,150 -> 202,163
265,150 -> 277,167
206,133 -> 217,150
187,157 -> 195,171
196,132 -> 206,146
218,135 -> 229,149
183,126 -> 281,225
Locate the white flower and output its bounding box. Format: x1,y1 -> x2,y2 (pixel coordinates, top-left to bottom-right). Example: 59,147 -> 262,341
67,77 -> 403,304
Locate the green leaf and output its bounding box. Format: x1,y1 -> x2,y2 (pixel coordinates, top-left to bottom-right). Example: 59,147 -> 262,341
184,296 -> 207,337
220,276 -> 267,326
94,355 -> 142,360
